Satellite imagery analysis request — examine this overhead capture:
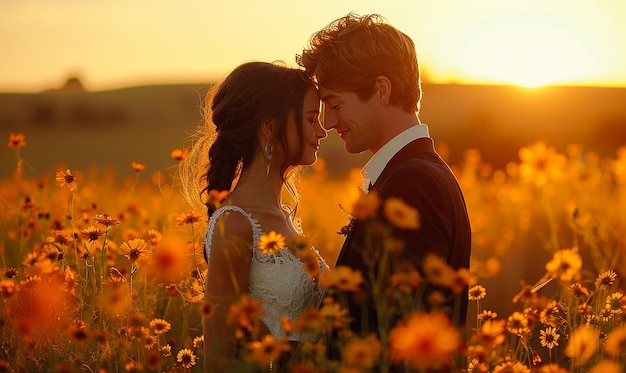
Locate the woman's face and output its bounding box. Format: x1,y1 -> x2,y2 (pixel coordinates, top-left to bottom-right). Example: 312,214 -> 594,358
288,86 -> 326,166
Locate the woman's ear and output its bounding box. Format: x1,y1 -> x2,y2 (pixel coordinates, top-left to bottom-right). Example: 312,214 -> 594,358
260,118 -> 275,141
375,76 -> 392,105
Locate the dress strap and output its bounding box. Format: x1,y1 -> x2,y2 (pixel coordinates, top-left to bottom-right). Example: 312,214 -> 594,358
204,205 -> 261,262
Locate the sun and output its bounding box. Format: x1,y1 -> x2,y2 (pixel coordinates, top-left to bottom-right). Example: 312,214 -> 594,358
452,12 -> 599,88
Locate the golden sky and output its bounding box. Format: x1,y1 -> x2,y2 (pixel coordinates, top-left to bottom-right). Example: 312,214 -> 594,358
2,0 -> 625,91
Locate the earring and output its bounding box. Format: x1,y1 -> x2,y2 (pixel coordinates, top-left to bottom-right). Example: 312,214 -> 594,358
264,141 -> 272,176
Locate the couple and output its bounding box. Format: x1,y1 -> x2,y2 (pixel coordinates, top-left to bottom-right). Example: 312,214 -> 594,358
181,13 -> 471,372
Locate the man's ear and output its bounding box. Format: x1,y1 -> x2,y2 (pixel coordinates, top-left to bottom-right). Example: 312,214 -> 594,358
375,76 -> 392,105
376,75 -> 391,105
260,118 -> 275,141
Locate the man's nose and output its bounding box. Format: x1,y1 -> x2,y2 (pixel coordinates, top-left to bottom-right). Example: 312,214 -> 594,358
322,109 -> 337,130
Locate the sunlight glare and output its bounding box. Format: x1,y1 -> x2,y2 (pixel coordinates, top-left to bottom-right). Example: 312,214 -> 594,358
456,13 -> 598,87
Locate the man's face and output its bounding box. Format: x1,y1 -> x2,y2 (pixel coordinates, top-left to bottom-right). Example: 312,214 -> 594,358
318,86 -> 383,154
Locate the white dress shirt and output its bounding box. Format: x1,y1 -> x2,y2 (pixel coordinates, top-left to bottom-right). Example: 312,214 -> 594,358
361,124 -> 430,192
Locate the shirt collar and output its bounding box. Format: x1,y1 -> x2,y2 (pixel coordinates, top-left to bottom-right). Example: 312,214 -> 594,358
361,124 -> 430,191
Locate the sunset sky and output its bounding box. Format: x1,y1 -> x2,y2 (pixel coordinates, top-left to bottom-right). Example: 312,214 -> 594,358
2,0 -> 626,91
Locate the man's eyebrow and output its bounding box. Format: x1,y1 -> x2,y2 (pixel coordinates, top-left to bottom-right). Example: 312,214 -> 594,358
320,93 -> 338,102
305,109 -> 320,114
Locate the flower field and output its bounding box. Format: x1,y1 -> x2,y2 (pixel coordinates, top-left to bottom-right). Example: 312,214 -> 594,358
1,133 -> 625,372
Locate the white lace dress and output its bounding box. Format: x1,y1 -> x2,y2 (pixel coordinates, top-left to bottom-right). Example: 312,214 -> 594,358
204,205 -> 329,341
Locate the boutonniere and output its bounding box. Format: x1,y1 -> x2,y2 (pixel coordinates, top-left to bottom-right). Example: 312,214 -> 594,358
337,189 -> 382,236
338,215 -> 357,236
337,203 -> 357,236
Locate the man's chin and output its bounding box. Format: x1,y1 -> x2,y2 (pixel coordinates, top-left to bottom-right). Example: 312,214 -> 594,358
344,145 -> 366,155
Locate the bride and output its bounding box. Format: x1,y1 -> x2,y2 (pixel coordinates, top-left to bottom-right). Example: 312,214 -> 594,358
180,61 -> 329,371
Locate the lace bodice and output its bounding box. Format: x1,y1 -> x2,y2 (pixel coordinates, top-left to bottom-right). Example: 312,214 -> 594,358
204,205 -> 329,341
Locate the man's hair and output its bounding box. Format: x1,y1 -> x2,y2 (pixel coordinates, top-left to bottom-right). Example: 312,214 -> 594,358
298,13 -> 421,112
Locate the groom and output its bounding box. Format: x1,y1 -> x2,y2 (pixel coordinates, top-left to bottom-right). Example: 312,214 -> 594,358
299,13 -> 471,336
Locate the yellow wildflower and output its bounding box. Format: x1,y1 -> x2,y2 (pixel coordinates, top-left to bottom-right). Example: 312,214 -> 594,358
120,239 -> 149,263
383,197 -> 420,230
8,133 -> 26,149
56,169 -> 78,191
319,265 -> 363,292
468,285 -> 486,301
388,311 -> 461,371
545,247 -> 582,282
258,231 -> 287,255
131,161 -> 146,172
539,327 -> 560,349
175,210 -> 202,226
149,318 -> 171,335
342,334 -> 382,369
564,326 -> 599,366
246,335 -> 291,367
176,348 -> 196,369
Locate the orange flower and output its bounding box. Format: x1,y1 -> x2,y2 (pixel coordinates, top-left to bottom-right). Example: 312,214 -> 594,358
506,311 -> 530,335
258,231 -> 287,255
539,327 -> 560,349
512,285 -> 537,304
149,318 -> 171,335
227,294 -> 264,332
170,148 -> 190,161
176,348 -> 196,369
56,169 -> 78,191
175,210 -> 202,226
422,253 -> 455,288
146,229 -> 162,246
564,326 -> 599,366
472,319 -> 506,346
342,334 -> 382,369
98,275 -> 129,316
589,360 -> 621,373
468,285 -> 486,301
131,161 -> 146,172
120,239 -> 149,263
319,298 -> 350,329
388,311 -> 461,370
293,308 -> 326,335
319,265 -> 363,292
568,283 -> 590,298
0,280 -> 16,298
545,247 -> 582,282
349,190 -> 381,220
477,310 -> 498,322
80,226 -> 105,242
8,133 -> 26,149
518,142 -> 566,186
246,335 -> 291,367
3,268 -> 18,279
604,324 -> 626,358
388,261 -> 422,294
199,301 -> 215,318
383,197 -> 420,230
605,291 -> 626,314
595,270 -> 617,289
492,362 -> 530,373
299,247 -> 320,279
93,213 -> 121,227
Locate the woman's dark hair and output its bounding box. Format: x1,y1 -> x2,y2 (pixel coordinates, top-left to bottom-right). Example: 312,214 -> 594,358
180,62 -> 315,218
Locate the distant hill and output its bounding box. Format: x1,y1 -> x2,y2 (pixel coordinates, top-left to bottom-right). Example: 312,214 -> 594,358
1,83 -> 625,178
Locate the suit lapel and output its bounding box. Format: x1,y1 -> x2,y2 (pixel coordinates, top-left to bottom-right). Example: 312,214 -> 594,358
336,138 -> 436,266
370,137 -> 437,191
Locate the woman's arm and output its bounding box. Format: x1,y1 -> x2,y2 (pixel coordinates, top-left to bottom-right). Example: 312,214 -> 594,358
203,212 -> 254,370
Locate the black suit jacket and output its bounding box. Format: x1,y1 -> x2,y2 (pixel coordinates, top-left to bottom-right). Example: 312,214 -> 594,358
335,137 -> 472,335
